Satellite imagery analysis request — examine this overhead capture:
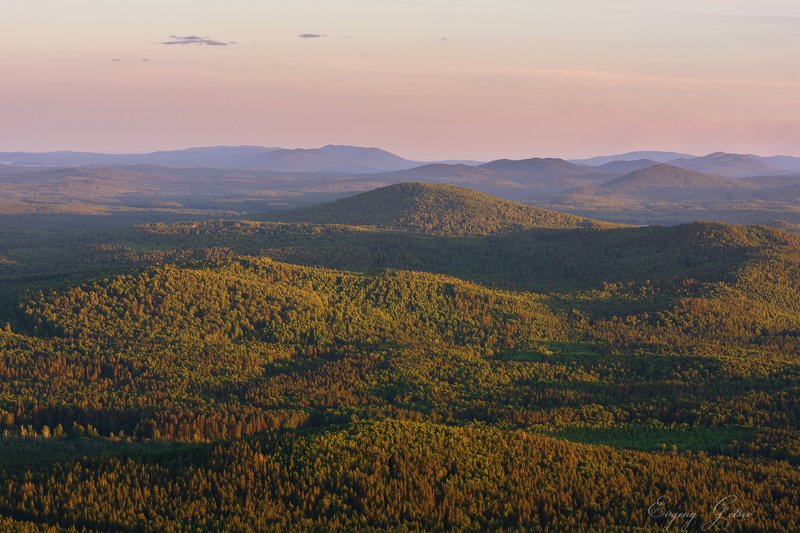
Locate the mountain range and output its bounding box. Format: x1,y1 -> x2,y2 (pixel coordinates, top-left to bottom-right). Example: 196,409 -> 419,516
2,144 -> 800,230
0,145 -> 423,174
4,145 -> 800,177
572,151 -> 800,174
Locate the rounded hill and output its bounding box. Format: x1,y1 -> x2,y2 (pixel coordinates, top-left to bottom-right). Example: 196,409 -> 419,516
274,182 -> 617,235
603,163 -> 737,192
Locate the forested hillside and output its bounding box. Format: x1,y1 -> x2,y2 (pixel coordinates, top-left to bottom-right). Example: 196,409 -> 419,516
0,183 -> 798,530
274,182 -> 618,234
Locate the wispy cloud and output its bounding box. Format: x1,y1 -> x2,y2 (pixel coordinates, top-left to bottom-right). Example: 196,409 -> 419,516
161,35 -> 235,46
298,33 -> 325,39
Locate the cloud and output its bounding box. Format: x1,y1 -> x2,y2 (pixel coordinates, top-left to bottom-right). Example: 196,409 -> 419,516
111,58 -> 122,62
161,35 -> 235,46
439,37 -> 449,42
298,33 -> 325,39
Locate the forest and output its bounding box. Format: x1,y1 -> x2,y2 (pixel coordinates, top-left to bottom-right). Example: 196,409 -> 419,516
0,183 -> 798,530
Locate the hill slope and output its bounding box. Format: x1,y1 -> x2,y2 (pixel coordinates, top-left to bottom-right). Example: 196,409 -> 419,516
274,182 -> 617,235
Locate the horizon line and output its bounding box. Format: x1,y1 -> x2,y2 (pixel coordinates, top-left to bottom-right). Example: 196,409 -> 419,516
4,144 -> 800,161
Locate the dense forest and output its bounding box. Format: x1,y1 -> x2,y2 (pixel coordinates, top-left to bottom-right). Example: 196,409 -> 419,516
0,184 -> 798,530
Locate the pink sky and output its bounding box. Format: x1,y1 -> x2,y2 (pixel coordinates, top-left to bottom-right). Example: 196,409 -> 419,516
2,0 -> 799,160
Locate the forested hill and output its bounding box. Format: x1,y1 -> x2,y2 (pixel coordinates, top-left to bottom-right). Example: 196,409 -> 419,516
273,182 -> 619,235
556,163 -> 747,203
1,208 -> 800,529
601,163 -> 738,192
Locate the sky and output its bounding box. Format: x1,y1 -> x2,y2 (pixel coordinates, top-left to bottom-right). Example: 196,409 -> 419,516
2,0 -> 800,160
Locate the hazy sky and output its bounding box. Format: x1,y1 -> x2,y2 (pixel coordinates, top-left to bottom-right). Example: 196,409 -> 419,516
2,0 -> 800,160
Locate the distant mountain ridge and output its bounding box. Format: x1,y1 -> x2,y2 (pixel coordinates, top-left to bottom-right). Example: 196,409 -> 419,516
0,146 -> 281,169
4,146 -> 799,178
238,145 -> 421,173
753,155 -> 800,173
668,152 -> 785,178
304,157 -> 613,199
571,151 -> 696,166
573,151 -> 800,176
0,145 -> 423,174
